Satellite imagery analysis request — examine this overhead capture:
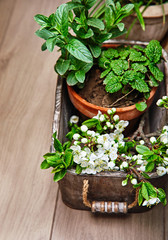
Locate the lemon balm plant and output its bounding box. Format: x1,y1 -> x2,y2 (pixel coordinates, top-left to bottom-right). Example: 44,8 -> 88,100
34,0 -> 134,86
41,106 -> 168,208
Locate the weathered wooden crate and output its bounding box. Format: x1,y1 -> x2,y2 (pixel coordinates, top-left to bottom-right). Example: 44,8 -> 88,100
51,40 -> 168,214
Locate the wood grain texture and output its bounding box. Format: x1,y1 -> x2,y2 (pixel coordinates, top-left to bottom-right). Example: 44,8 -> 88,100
51,191 -> 164,240
0,0 -> 168,239
0,0 -> 62,239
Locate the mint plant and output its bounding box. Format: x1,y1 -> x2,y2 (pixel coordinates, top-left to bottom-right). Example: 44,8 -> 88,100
98,40 -> 164,111
34,0 -> 134,86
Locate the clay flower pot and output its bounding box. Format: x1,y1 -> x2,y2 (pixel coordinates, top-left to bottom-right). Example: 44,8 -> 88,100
121,2 -> 168,42
67,84 -> 157,120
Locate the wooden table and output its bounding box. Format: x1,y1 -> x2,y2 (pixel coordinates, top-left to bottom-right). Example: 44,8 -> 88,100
0,0 -> 167,239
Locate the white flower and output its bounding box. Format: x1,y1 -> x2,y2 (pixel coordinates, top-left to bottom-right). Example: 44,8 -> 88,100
70,145 -> 81,152
156,166 -> 167,176
163,126 -> 168,131
156,99 -> 164,107
106,122 -> 111,127
163,157 -> 168,165
120,161 -> 128,169
137,159 -> 144,165
150,137 -> 157,144
74,141 -> 80,145
122,179 -> 128,186
103,141 -> 111,150
160,133 -> 168,144
140,140 -> 145,145
142,197 -> 160,207
103,126 -> 108,130
113,115 -> 119,122
109,147 -> 118,160
73,133 -> 80,140
107,109 -> 112,115
81,138 -> 88,144
166,149 -> 168,155
87,130 -> 96,137
108,161 -> 115,169
93,110 -> 102,119
139,165 -> 146,172
69,115 -> 79,124
162,96 -> 168,100
131,178 -> 137,185
81,125 -> 88,132
115,120 -> 129,132
112,108 -> 116,113
100,114 -> 105,122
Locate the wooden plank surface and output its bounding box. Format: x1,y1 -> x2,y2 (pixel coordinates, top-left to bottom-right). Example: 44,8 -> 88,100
0,0 -> 63,239
0,0 -> 168,239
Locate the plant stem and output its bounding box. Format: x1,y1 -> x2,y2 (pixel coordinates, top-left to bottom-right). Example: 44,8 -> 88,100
109,89 -> 134,107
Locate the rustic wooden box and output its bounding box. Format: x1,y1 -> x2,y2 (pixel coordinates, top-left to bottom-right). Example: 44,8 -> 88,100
51,40 -> 168,214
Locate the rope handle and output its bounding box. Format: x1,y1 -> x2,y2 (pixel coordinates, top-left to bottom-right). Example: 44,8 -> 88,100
82,179 -> 139,213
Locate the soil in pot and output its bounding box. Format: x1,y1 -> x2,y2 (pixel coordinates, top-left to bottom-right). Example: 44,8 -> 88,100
78,67 -> 144,109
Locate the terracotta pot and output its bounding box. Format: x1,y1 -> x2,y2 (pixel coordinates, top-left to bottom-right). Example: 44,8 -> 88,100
67,84 -> 157,120
119,2 -> 168,42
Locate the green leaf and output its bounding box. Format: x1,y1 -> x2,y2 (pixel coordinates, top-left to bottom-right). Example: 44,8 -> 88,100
110,59 -> 129,76
100,68 -> 111,79
43,153 -> 61,166
103,71 -> 117,84
82,118 -> 99,128
141,182 -> 149,200
149,75 -> 159,87
145,162 -> 155,172
121,3 -> 134,14
145,182 -> 157,198
135,102 -> 147,112
148,63 -> 164,82
122,70 -> 136,85
141,172 -> 150,179
116,23 -> 125,31
79,28 -> 94,39
55,4 -> 69,37
89,45 -> 101,58
46,37 -> 56,52
138,188 -> 143,206
87,18 -> 105,30
131,77 -> 149,93
133,182 -> 142,188
75,164 -> 82,174
105,6 -> 114,29
134,3 -> 145,31
129,50 -> 147,62
98,56 -> 110,69
55,58 -> 70,76
65,39 -> 93,63
75,70 -> 85,83
41,160 -> 50,169
41,42 -> 47,51
157,188 -> 167,205
131,63 -> 147,73
34,14 -> 48,26
136,145 -> 150,154
84,0 -> 97,9
35,29 -> 55,40
53,138 -> 63,153
54,169 -> 67,182
145,40 -> 162,64
103,48 -> 119,59
144,92 -> 150,100
105,78 -> 122,93
64,150 -> 73,167
67,72 -> 78,86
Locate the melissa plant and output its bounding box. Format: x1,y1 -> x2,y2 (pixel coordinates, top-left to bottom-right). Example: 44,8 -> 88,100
34,0 -> 134,86
41,107 -> 168,208
98,40 -> 164,111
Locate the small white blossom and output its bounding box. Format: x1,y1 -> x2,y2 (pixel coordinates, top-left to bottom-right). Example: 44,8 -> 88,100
131,178 -> 137,185
162,96 -> 168,100
103,126 -> 108,130
112,108 -> 116,113
93,110 -> 102,119
108,161 -> 115,169
120,161 -> 128,170
73,133 -> 80,140
106,122 -> 111,127
81,125 -> 88,132
160,133 -> 168,144
74,141 -> 80,145
166,149 -> 168,155
140,140 -> 145,145
70,115 -> 79,124
122,179 -> 127,186
150,137 -> 157,144
142,197 -> 160,207
81,138 -> 88,144
107,109 -> 112,115
100,114 -> 105,122
163,126 -> 168,131
87,130 -> 96,137
156,166 -> 167,176
156,99 -> 164,107
113,115 -> 119,122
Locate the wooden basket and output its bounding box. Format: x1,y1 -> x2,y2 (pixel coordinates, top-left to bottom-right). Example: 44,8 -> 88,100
51,40 -> 168,214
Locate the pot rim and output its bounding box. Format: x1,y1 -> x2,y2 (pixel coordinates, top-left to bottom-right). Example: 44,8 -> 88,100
138,2 -> 168,18
67,84 -> 157,114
